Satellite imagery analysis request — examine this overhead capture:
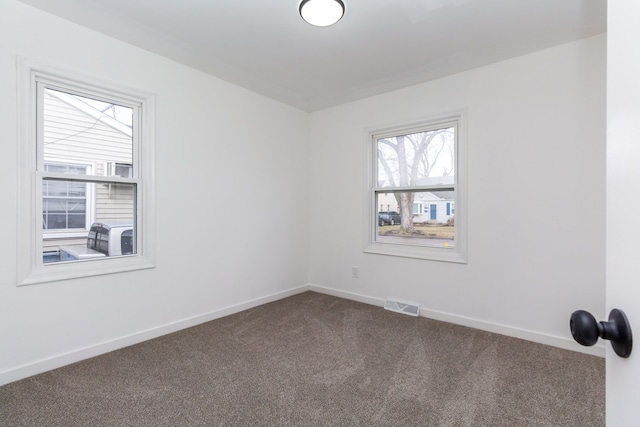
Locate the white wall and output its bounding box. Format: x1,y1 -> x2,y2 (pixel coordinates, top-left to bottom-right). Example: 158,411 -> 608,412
0,0 -> 606,386
308,34 -> 606,354
0,0 -> 309,385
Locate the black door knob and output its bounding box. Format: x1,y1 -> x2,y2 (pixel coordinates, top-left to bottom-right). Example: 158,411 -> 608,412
570,309 -> 633,358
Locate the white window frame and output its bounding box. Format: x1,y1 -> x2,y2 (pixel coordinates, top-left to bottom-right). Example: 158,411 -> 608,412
413,202 -> 424,215
364,111 -> 467,263
17,58 -> 156,285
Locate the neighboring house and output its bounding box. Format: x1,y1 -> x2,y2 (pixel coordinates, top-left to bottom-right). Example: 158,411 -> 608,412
378,191 -> 454,224
42,89 -> 134,253
377,175 -> 455,224
377,192 -> 399,214
411,191 -> 455,224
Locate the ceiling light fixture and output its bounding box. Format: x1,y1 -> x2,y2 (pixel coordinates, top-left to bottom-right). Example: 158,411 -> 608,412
299,0 -> 345,27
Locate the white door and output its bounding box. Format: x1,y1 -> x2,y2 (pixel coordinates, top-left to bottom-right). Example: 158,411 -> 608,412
607,0 -> 640,424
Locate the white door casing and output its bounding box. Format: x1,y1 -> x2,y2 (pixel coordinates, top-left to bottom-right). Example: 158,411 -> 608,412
607,0 -> 640,424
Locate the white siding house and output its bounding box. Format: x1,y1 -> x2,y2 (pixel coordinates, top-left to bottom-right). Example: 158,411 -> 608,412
412,191 -> 455,224
377,191 -> 455,224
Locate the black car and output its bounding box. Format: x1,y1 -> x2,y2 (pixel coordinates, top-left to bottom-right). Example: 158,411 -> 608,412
378,211 -> 401,226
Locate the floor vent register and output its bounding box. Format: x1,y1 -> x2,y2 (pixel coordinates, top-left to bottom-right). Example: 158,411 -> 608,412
384,298 -> 420,317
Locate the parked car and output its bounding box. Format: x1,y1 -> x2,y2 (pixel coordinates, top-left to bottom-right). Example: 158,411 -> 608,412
378,211 -> 401,226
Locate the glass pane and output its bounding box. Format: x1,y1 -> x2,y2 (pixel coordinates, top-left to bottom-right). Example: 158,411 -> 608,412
376,190 -> 455,248
43,88 -> 133,177
43,214 -> 69,230
44,164 -> 89,197
67,214 -> 86,229
43,182 -> 87,230
45,163 -> 88,175
377,126 -> 455,188
43,198 -> 86,213
45,164 -> 68,173
42,181 -> 136,264
114,164 -> 133,178
67,181 -> 86,197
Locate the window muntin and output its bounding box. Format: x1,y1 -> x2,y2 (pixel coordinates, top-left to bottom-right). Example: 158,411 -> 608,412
365,114 -> 466,263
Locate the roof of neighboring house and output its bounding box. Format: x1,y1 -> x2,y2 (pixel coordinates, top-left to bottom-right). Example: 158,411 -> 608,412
415,176 -> 455,186
414,191 -> 455,202
378,175 -> 454,187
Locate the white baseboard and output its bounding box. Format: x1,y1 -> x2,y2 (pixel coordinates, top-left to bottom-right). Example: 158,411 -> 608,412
307,284 -> 605,358
0,285 -> 309,386
308,284 -> 385,307
2,283 -> 603,386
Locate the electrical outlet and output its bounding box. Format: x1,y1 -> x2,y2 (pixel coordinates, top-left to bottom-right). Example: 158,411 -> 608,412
351,266 -> 359,279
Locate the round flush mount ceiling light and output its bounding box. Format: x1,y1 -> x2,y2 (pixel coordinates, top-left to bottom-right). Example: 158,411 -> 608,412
299,0 -> 345,27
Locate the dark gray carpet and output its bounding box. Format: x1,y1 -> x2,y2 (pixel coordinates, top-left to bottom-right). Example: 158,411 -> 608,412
0,292 -> 604,426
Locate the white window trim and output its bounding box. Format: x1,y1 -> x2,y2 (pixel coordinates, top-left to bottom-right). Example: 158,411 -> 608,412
17,57 -> 156,286
363,111 -> 468,263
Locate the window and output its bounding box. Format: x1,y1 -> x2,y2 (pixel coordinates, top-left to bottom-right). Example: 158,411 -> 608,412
365,113 -> 467,263
42,162 -> 91,231
107,162 -> 133,178
18,59 -> 156,285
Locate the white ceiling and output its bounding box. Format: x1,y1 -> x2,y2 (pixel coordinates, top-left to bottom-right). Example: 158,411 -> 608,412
17,0 -> 606,112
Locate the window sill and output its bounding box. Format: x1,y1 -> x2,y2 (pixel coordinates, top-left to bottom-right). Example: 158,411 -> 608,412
18,255 -> 155,286
364,241 -> 467,263
43,232 -> 88,240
